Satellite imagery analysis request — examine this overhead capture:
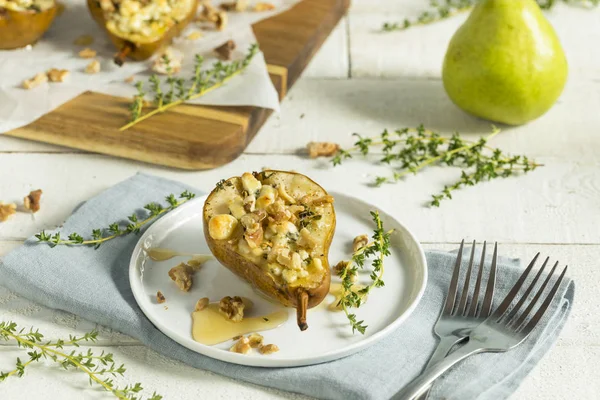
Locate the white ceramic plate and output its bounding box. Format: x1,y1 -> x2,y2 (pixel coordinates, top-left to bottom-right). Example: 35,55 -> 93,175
129,192 -> 427,367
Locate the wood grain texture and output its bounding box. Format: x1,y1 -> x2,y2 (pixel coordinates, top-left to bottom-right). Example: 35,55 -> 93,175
3,0 -> 350,169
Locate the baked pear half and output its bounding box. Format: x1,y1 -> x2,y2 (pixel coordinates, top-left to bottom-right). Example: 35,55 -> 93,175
87,0 -> 198,65
203,171 -> 335,331
0,0 -> 57,50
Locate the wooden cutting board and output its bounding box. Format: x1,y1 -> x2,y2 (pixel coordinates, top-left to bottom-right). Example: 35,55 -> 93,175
5,0 -> 350,169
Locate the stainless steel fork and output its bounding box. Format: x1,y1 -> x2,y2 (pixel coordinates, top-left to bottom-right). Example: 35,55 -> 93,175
394,253 -> 568,400
417,240 -> 498,400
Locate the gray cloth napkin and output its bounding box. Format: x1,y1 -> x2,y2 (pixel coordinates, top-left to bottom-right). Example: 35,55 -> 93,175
0,173 -> 574,400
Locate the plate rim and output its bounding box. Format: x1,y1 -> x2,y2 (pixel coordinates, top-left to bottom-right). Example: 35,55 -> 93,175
129,192 -> 428,367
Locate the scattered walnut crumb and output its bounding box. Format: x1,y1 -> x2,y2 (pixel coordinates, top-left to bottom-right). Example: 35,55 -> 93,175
124,75 -> 135,83
247,333 -> 263,348
22,72 -> 48,90
230,336 -> 251,354
152,48 -> 183,75
85,60 -> 100,74
259,344 -> 279,354
219,296 -> 245,322
78,48 -> 97,59
307,142 -> 340,158
46,69 -> 69,83
164,306 -> 169,310
198,2 -> 219,22
253,2 -> 275,11
220,0 -> 247,11
195,297 -> 210,311
73,34 -> 94,46
334,260 -> 349,274
216,11 -> 228,30
186,31 -> 203,40
168,262 -> 199,292
23,189 -> 42,213
0,203 -> 17,222
156,291 -> 166,304
214,40 -> 236,61
353,234 -> 369,252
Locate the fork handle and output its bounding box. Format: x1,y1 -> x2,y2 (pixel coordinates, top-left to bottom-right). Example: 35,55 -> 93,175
392,340 -> 483,400
416,336 -> 465,400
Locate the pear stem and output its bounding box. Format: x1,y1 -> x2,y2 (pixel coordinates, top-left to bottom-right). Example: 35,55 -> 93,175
296,291 -> 309,331
114,43 -> 134,67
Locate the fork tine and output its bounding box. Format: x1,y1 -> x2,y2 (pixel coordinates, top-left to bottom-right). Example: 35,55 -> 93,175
443,239 -> 464,315
520,266 -> 568,334
468,241 -> 486,317
502,257 -> 550,323
480,242 -> 497,317
458,240 -> 476,315
511,261 -> 559,329
492,252 -> 540,319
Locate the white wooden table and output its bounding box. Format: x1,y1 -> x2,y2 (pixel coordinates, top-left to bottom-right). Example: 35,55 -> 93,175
1,1 -> 599,398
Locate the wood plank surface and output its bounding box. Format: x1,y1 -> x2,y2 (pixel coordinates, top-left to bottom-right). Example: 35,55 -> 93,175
3,0 -> 350,169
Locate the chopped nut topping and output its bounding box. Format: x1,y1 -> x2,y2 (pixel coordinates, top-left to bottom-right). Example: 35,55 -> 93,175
47,69 -> 70,83
73,34 -> 94,46
259,344 -> 279,354
216,11 -> 228,30
124,75 -> 135,83
307,142 -> 340,158
152,48 -> 183,74
186,31 -> 203,40
219,296 -> 245,322
195,297 -> 210,311
23,189 -> 42,213
310,195 -> 335,206
85,60 -> 100,74
0,202 -> 17,222
98,0 -> 115,12
220,0 -> 247,11
156,291 -> 166,304
168,261 -> 201,292
22,72 -> 48,90
229,336 -> 251,354
78,48 -> 97,59
247,333 -> 264,348
253,2 -> 275,11
353,234 -> 369,252
298,227 -> 316,249
214,40 -> 236,61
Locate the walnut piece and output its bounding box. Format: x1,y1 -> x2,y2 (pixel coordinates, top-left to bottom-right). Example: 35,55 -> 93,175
254,2 -> 275,11
73,34 -> 94,46
307,142 -> 340,158
334,260 -> 349,274
353,234 -> 369,252
259,344 -> 279,354
220,0 -> 247,11
247,333 -> 263,348
198,2 -> 219,22
47,69 -> 70,83
0,203 -> 17,222
152,48 -> 183,74
85,60 -> 100,74
79,48 -> 97,59
168,262 -> 200,292
22,72 -> 48,90
216,11 -> 228,30
214,40 -> 236,61
23,189 -> 42,213
156,291 -> 166,304
195,297 -> 209,311
219,296 -> 245,322
229,336 -> 251,354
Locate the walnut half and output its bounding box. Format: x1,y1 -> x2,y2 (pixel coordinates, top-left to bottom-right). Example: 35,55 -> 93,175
219,296 -> 245,322
23,189 -> 42,213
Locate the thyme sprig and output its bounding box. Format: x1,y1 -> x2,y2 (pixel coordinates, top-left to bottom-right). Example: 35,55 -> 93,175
382,0 -> 599,32
0,321 -> 161,400
121,44 -> 259,131
36,191 -> 196,248
331,125 -> 541,207
337,211 -> 394,334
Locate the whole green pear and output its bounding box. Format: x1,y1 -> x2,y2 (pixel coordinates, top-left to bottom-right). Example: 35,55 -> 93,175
442,0 -> 568,125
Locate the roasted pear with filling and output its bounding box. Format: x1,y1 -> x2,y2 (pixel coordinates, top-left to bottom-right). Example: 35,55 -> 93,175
203,171 -> 335,331
87,0 -> 198,65
0,0 -> 57,50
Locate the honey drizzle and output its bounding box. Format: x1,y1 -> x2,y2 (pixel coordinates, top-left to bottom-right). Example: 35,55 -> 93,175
146,247 -> 212,262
